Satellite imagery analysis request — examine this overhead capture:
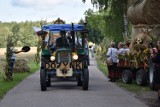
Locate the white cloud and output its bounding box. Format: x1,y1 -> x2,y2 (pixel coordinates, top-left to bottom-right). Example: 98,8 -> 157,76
5,0 -> 94,23
11,0 -> 84,8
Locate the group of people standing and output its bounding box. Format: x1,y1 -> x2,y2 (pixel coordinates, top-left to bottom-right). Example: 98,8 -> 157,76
106,42 -> 130,82
106,40 -> 160,99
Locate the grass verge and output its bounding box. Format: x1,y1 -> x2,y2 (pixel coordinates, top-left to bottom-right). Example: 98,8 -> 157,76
0,61 -> 39,99
96,56 -> 151,93
96,56 -> 108,76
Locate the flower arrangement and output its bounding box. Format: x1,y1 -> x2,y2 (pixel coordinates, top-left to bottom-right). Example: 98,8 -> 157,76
118,48 -> 150,68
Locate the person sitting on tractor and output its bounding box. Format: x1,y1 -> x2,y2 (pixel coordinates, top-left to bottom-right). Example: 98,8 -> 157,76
66,31 -> 72,44
56,31 -> 70,48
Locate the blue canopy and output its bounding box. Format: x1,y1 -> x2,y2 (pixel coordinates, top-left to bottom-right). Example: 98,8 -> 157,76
42,24 -> 84,31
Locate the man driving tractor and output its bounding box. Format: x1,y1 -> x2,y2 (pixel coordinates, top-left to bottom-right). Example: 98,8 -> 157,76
56,31 -> 70,48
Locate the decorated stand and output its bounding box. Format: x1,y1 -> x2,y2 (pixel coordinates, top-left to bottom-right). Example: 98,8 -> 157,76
126,0 -> 160,99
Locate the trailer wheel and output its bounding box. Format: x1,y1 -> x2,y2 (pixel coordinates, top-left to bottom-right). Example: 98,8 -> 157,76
82,68 -> 89,90
46,75 -> 51,87
148,58 -> 156,90
122,70 -> 132,84
136,69 -> 147,86
40,69 -> 47,91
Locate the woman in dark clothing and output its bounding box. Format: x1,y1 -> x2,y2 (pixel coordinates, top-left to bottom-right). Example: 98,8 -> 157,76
151,50 -> 160,84
150,41 -> 160,99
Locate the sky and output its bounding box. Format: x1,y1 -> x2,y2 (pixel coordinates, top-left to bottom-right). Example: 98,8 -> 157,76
0,0 -> 94,23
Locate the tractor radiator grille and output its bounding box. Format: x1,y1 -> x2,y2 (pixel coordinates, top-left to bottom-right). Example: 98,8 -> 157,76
57,51 -> 71,63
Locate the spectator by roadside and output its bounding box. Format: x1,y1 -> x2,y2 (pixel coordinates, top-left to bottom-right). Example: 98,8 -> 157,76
106,42 -> 118,82
150,41 -> 160,99
125,42 -> 131,54
117,42 -> 125,55
10,46 -> 24,76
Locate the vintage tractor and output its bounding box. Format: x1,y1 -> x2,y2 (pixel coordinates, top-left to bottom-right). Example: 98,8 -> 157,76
35,23 -> 89,91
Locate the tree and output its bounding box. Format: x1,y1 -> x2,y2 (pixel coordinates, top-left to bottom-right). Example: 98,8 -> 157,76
0,26 -> 11,47
83,9 -> 105,44
0,21 -> 42,48
83,0 -> 129,42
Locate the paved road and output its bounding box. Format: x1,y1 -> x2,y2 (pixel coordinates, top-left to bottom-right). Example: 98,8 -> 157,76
0,58 -> 148,107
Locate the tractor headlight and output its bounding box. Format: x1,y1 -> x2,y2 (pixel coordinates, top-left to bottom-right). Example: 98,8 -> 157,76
50,56 -> 55,61
72,54 -> 78,60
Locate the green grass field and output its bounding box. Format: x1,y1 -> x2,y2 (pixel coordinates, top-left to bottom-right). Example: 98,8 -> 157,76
96,56 -> 151,93
0,47 -> 39,99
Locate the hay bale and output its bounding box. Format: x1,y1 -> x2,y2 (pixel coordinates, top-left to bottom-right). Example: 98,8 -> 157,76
127,0 -> 160,25
13,58 -> 30,73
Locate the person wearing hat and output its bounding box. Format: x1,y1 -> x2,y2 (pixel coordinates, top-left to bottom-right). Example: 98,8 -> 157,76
56,31 -> 70,48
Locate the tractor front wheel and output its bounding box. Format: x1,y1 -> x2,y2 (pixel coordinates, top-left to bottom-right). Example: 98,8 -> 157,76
40,69 -> 47,91
82,68 -> 89,90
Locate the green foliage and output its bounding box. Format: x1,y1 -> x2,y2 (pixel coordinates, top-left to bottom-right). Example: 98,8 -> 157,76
3,36 -> 14,80
83,0 -> 129,43
34,38 -> 42,65
84,9 -> 105,44
0,26 -> 11,47
116,80 -> 151,92
0,21 -> 41,48
96,56 -> 108,76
